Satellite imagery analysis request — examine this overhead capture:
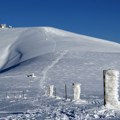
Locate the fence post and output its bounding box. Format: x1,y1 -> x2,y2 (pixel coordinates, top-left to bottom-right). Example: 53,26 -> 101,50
6,92 -> 9,99
14,93 -> 16,98
103,69 -> 120,109
65,84 -> 67,100
103,70 -> 106,106
72,83 -> 81,101
48,85 -> 54,97
54,86 -> 56,98
22,90 -> 25,99
6,92 -> 7,98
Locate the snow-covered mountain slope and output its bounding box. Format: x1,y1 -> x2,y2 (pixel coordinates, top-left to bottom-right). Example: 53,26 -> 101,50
0,27 -> 120,71
1,27 -> 120,119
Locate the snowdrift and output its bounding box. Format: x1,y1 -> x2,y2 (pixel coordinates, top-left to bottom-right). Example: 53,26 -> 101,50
0,27 -> 120,71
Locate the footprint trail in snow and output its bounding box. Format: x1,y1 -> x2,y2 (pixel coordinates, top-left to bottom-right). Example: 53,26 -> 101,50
40,50 -> 68,89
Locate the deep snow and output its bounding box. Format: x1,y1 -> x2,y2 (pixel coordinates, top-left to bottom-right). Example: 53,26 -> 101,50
0,27 -> 120,119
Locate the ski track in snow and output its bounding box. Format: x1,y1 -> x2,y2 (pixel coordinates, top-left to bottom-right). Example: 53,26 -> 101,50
40,50 -> 68,89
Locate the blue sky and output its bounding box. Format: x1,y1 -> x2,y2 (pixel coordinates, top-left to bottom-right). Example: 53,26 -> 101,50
0,0 -> 120,43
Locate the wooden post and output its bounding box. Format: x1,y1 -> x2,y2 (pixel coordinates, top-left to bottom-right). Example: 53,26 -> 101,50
65,84 -> 67,100
103,70 -> 106,106
6,92 -> 9,99
54,86 -> 56,98
14,93 -> 16,98
22,90 -> 25,98
6,92 -> 7,98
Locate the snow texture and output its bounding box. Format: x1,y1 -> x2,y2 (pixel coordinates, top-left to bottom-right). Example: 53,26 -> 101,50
105,69 -> 120,109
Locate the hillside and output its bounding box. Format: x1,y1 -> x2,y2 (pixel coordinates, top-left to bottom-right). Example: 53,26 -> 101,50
0,27 -> 120,71
0,27 -> 120,119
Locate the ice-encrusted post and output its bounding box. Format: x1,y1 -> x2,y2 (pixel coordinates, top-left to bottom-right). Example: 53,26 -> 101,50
103,69 -> 120,109
72,83 -> 81,101
48,85 -> 54,97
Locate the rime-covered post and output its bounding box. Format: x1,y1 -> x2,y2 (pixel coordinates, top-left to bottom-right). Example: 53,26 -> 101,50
72,83 -> 81,101
48,85 -> 54,97
103,69 -> 120,109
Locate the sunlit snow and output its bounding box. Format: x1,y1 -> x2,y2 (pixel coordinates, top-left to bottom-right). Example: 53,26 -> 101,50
0,27 -> 120,119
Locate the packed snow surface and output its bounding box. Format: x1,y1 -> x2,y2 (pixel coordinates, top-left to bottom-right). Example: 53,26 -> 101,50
1,27 -> 120,119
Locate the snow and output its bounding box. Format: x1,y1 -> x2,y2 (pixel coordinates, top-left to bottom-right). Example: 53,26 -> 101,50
1,27 -> 120,119
40,50 -> 68,89
0,27 -> 120,71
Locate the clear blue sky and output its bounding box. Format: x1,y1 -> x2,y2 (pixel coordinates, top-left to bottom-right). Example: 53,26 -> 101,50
0,0 -> 120,43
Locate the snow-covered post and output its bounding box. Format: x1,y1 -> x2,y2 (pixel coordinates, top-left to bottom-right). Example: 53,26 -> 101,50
103,69 -> 120,109
72,83 -> 81,101
48,85 -> 54,97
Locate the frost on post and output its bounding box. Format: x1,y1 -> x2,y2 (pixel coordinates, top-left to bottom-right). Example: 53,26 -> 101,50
72,83 -> 81,101
104,69 -> 120,109
48,85 -> 54,97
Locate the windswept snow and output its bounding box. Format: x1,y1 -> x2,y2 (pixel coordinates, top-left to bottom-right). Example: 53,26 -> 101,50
0,27 -> 120,71
1,27 -> 120,119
